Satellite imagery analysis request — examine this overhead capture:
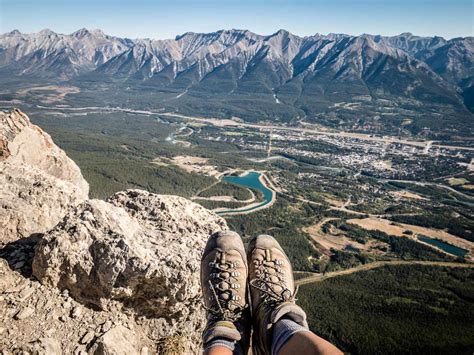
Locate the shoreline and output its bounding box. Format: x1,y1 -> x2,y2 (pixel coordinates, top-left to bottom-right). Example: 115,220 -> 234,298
214,170 -> 277,216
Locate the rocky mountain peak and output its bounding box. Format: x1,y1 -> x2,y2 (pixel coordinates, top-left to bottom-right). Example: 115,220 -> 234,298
8,29 -> 21,36
72,28 -> 90,37
270,29 -> 292,38
38,28 -> 56,36
265,29 -> 301,44
72,28 -> 105,38
174,31 -> 196,40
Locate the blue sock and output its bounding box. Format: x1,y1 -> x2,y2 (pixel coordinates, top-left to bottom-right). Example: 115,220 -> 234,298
205,337 -> 243,354
271,318 -> 309,355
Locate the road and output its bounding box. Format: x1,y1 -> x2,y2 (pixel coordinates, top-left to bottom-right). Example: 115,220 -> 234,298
160,112 -> 474,152
380,178 -> 474,201
283,191 -> 418,218
295,260 -> 474,286
36,106 -> 474,152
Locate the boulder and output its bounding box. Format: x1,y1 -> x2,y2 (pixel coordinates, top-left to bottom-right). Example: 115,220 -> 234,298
0,109 -> 89,243
33,189 -> 227,346
89,325 -> 138,355
0,163 -> 87,243
32,337 -> 62,355
1,108 -> 228,353
0,108 -> 89,194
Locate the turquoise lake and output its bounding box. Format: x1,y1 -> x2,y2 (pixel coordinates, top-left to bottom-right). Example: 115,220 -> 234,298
418,236 -> 468,258
218,171 -> 274,214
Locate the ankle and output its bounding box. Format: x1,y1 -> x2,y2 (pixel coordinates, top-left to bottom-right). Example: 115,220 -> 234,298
271,318 -> 309,355
205,337 -> 243,355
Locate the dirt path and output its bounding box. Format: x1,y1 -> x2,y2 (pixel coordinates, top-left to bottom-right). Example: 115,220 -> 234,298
312,217 -> 339,233
193,179 -> 220,198
295,260 -> 474,286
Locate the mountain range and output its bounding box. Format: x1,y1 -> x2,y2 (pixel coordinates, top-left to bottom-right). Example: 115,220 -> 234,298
1,28 -> 473,136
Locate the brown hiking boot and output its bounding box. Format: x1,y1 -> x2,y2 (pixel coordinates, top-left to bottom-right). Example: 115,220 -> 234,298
201,230 -> 250,353
248,234 -> 308,355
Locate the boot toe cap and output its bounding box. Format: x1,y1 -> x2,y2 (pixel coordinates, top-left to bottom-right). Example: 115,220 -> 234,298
249,234 -> 282,251
203,230 -> 246,258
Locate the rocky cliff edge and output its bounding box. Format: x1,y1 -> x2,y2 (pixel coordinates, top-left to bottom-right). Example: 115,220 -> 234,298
0,109 -> 227,354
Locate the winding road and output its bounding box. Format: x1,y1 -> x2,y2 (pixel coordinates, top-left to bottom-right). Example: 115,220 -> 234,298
295,260 -> 474,286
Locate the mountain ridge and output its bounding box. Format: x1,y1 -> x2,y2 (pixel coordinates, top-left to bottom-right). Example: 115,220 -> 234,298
2,28 -> 471,82
1,28 -> 473,136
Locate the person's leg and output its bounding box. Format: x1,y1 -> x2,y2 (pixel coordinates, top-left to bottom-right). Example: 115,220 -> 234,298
278,331 -> 342,355
204,337 -> 242,355
204,343 -> 234,355
247,234 -> 342,355
201,231 -> 251,354
272,318 -> 342,355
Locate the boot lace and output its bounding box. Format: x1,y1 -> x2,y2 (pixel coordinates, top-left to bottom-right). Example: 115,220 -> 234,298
205,252 -> 245,322
249,257 -> 298,306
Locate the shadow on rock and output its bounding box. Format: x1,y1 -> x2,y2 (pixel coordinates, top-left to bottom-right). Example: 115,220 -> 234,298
0,234 -> 42,278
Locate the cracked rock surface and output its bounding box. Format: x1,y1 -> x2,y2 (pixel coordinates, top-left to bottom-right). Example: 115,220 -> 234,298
0,109 -> 89,243
33,190 -> 226,320
0,108 -> 227,354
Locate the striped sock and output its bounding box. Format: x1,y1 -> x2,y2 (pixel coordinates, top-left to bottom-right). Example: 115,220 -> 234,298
205,337 -> 243,354
271,318 -> 309,355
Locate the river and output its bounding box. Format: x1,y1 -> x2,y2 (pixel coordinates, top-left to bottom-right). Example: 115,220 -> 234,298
216,171 -> 275,215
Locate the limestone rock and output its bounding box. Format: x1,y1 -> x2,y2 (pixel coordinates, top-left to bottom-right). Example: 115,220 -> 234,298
0,108 -> 89,194
31,337 -> 62,355
0,109 -> 89,243
0,163 -> 87,243
33,189 -> 227,348
80,330 -> 95,345
2,108 -> 229,353
15,306 -> 35,320
90,325 -> 138,355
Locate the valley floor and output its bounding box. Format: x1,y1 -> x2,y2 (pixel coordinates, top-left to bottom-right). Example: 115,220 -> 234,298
2,98 -> 472,353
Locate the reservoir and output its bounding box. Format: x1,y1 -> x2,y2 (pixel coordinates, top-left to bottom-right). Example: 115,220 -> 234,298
218,171 -> 274,214
418,236 -> 468,258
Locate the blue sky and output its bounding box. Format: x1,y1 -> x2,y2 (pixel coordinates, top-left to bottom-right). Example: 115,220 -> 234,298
0,0 -> 472,39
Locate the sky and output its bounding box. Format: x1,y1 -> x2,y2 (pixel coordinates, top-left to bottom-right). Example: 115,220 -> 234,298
0,0 -> 472,39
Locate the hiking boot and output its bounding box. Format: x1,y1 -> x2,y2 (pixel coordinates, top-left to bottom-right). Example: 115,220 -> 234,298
248,234 -> 308,355
201,230 -> 250,353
